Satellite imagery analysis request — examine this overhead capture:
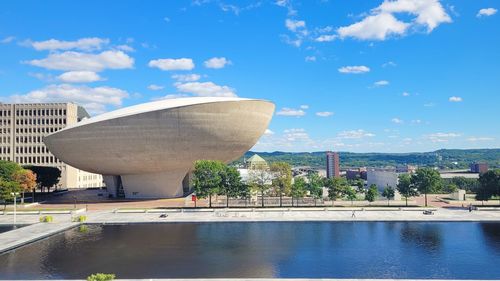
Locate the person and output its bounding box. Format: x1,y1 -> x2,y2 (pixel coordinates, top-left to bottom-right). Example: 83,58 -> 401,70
468,204 -> 472,212
351,210 -> 356,218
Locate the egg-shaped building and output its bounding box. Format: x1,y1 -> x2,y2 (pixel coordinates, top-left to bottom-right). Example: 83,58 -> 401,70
43,97 -> 275,198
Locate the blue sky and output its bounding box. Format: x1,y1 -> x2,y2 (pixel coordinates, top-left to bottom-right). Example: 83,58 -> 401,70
0,0 -> 499,153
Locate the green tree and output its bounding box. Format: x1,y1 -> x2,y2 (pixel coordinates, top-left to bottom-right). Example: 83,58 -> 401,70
411,168 -> 442,207
382,186 -> 395,206
270,162 -> 292,207
365,184 -> 378,204
325,177 -> 349,206
450,177 -> 479,192
219,165 -> 246,207
476,170 -> 500,204
291,177 -> 307,206
249,165 -> 272,207
397,173 -> 418,206
0,160 -> 22,181
0,180 -> 21,210
355,179 -> 365,194
24,166 -> 61,192
306,171 -> 323,206
344,186 -> 358,206
191,160 -> 225,208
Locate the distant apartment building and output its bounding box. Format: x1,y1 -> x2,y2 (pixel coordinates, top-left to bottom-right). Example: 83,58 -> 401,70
470,163 -> 488,174
0,103 -> 103,189
326,151 -> 340,178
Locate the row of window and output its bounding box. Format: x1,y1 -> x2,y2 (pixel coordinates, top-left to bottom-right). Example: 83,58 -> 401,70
0,118 -> 67,126
1,146 -> 53,155
15,127 -> 62,134
0,108 -> 67,117
15,155 -> 59,164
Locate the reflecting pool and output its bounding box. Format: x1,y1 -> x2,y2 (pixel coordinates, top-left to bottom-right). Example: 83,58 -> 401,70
1,222 -> 499,279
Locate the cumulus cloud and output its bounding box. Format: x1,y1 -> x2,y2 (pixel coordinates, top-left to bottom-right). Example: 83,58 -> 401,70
424,132 -> 461,143
449,96 -> 462,102
300,105 -> 309,109
391,117 -> 404,124
402,91 -> 411,96
285,19 -> 306,32
147,84 -> 164,91
337,129 -> 375,139
29,37 -> 109,51
26,50 -> 134,72
204,57 -> 231,69
148,58 -> 194,71
283,128 -> 310,141
175,81 -> 236,97
115,44 -> 135,52
373,80 -> 389,87
276,107 -> 306,117
338,0 -> 451,41
316,111 -> 334,117
57,71 -> 102,83
467,137 -> 494,142
171,74 -> 201,82
477,8 -> 497,17
264,129 -> 274,136
1,36 -> 15,44
315,34 -> 337,42
338,65 -> 370,74
9,84 -> 128,114
382,61 -> 397,67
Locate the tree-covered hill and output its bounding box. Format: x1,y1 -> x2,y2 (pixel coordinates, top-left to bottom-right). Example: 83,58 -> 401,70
233,149 -> 500,169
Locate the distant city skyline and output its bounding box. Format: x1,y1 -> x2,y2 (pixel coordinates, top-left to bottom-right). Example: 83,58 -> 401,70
0,0 -> 499,153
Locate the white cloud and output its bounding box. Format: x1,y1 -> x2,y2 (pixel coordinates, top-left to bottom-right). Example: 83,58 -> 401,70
175,81 -> 236,97
449,96 -> 462,102
1,36 -> 15,44
154,94 -> 190,100
285,19 -> 306,32
338,0 -> 451,41
300,105 -> 309,109
204,57 -> 231,69
29,37 -> 109,51
147,84 -> 164,91
264,129 -> 274,136
9,84 -> 128,114
382,61 -> 397,67
424,132 -> 461,143
283,128 -> 310,141
57,71 -> 102,83
316,111 -> 334,117
338,129 -> 375,139
338,65 -> 370,74
26,50 -> 134,72
411,119 -> 422,124
477,8 -> 497,17
467,137 -> 494,142
305,56 -> 316,62
402,91 -> 411,96
115,45 -> 135,52
171,74 -> 201,82
276,107 -> 306,117
148,58 -> 194,71
315,34 -> 337,42
391,117 -> 404,124
373,80 -> 389,87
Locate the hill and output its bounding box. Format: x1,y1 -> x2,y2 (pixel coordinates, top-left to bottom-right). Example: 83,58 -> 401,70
233,149 -> 500,169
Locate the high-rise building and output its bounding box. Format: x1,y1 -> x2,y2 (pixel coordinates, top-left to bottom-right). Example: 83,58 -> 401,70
326,151 -> 340,178
470,163 -> 488,174
0,103 -> 103,189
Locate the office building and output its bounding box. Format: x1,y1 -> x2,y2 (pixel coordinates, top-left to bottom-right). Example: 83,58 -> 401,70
470,163 -> 488,174
326,151 -> 340,178
0,102 -> 103,189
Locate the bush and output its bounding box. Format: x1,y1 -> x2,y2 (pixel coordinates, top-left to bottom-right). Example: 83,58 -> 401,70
39,215 -> 53,223
74,215 -> 87,222
87,273 -> 115,281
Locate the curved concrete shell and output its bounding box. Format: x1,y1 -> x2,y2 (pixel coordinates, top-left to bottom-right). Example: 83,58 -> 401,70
43,97 -> 275,198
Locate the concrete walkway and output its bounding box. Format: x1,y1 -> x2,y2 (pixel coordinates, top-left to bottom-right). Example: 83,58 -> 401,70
0,222 -> 79,254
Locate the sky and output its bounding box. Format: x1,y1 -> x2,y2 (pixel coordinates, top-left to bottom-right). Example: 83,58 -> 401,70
0,0 -> 499,153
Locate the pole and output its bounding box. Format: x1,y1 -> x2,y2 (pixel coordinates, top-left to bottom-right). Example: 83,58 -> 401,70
12,193 -> 17,226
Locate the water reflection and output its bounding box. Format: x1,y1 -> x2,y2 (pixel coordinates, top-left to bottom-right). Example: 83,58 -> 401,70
0,222 -> 499,279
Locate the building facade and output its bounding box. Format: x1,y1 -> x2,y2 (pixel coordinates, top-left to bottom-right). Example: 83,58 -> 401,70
0,103 -> 103,189
326,151 -> 340,178
470,163 -> 488,174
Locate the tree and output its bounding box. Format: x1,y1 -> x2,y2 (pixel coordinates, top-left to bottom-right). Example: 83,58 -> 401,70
249,165 -> 272,207
450,176 -> 479,192
382,186 -> 395,206
306,171 -> 323,206
12,169 -> 37,203
411,168 -> 442,207
397,173 -> 418,206
24,166 -> 61,192
219,165 -> 246,207
0,180 -> 21,210
291,177 -> 307,206
270,162 -> 292,207
365,184 -> 378,205
0,160 -> 22,181
344,186 -> 357,206
325,177 -> 349,206
476,170 -> 500,204
355,179 -> 365,194
191,160 -> 225,208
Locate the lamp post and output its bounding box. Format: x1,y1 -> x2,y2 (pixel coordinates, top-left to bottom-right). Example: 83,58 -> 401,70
11,192 -> 19,226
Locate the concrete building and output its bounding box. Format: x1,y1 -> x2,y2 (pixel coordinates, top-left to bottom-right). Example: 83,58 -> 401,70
366,169 -> 402,200
0,102 -> 102,189
396,165 -> 417,173
346,167 -> 367,180
44,97 -> 275,199
326,151 -> 340,178
470,163 -> 488,174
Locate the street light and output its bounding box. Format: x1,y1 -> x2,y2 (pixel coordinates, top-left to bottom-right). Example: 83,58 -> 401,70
11,192 -> 20,226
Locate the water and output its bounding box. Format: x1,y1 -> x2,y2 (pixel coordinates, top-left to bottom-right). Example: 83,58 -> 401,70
0,225 -> 23,234
1,222 -> 499,279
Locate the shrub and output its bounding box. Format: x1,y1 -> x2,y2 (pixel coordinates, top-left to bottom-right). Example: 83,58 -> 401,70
87,273 -> 115,281
74,215 -> 87,222
39,215 -> 53,223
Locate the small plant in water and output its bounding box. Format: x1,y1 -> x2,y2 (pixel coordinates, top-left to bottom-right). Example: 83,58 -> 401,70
39,216 -> 53,223
74,215 -> 87,222
87,273 -> 115,281
78,225 -> 88,233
